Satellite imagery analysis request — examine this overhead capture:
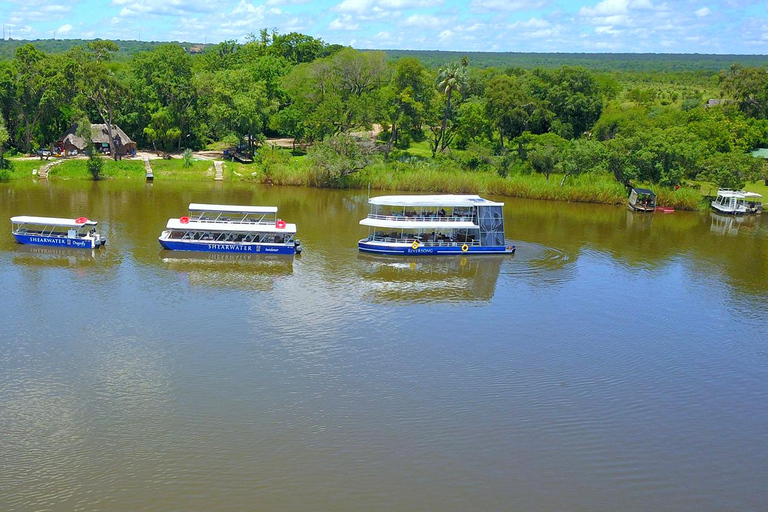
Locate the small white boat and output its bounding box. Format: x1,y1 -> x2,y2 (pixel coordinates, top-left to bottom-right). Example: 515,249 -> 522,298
358,194 -> 515,255
158,203 -> 301,254
711,189 -> 763,215
11,216 -> 106,249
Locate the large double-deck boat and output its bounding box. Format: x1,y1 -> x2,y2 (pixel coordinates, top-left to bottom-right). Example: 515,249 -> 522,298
358,194 -> 515,255
10,216 -> 106,249
158,203 -> 302,254
711,189 -> 763,215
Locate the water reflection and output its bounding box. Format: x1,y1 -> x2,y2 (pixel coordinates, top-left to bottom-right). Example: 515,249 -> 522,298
12,245 -> 98,267
709,212 -> 761,236
357,254 -> 507,304
160,250 -> 293,291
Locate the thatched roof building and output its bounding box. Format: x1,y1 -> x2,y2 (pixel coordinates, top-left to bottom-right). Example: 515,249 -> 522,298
58,123 -> 136,156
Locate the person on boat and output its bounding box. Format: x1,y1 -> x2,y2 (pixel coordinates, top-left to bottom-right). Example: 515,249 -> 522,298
438,208 -> 446,217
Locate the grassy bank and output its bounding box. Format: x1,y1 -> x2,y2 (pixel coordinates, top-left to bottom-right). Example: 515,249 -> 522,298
0,155 -> 729,211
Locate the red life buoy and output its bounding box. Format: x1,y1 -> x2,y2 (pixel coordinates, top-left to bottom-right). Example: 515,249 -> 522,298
180,216 -> 190,224
276,220 -> 286,229
75,217 -> 88,224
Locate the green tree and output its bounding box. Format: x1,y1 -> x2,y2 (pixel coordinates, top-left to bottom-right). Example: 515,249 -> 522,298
721,64 -> 768,119
307,133 -> 376,186
144,108 -> 181,156
525,132 -> 568,180
72,41 -> 128,160
434,61 -> 468,155
698,152 -> 762,189
559,138 -> 607,186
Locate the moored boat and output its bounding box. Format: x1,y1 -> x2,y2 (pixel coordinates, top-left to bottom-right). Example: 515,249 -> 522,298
628,188 -> 657,212
159,204 -> 301,254
711,189 -> 763,215
10,216 -> 106,249
358,194 -> 515,256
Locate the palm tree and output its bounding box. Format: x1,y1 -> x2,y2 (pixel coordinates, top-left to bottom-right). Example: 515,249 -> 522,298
435,61 -> 468,154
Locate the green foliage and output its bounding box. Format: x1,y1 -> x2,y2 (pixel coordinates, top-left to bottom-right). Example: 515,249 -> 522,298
86,151 -> 104,180
697,152 -> 762,189
307,133 -> 377,186
182,148 -> 193,167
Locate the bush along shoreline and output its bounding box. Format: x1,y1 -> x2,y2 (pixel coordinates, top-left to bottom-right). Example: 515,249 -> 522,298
2,147 -> 712,211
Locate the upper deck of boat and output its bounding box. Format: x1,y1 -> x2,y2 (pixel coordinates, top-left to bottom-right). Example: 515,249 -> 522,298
166,218 -> 297,234
367,194 -> 504,207
11,216 -> 98,228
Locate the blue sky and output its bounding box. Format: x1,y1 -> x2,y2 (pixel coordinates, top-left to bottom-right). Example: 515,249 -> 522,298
1,0 -> 767,53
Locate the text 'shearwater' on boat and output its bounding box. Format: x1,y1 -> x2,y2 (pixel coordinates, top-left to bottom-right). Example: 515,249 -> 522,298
158,203 -> 302,254
358,194 -> 515,256
10,216 -> 106,249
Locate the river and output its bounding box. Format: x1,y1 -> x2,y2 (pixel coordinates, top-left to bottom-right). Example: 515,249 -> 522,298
1,180 -> 767,512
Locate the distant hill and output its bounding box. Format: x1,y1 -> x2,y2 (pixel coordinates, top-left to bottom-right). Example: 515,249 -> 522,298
0,38 -> 208,60
1,38 -> 766,73
373,49 -> 768,73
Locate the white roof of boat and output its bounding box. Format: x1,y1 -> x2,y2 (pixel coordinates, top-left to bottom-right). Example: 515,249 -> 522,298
10,216 -> 98,227
166,218 -> 296,233
368,194 -> 504,207
360,218 -> 478,229
716,189 -> 763,199
188,203 -> 278,214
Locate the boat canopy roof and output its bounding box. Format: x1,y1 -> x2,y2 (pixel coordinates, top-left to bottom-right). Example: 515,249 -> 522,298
166,218 -> 296,234
188,203 -> 278,214
10,215 -> 98,228
368,194 -> 504,207
632,188 -> 656,196
360,218 -> 478,229
717,189 -> 763,199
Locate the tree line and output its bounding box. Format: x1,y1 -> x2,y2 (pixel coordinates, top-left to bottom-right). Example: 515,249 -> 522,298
1,31 -> 767,189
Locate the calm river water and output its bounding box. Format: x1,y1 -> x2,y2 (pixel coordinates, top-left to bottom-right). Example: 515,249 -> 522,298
1,180 -> 767,512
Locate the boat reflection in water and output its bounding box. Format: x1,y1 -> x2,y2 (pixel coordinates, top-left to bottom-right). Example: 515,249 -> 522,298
710,211 -> 762,236
357,254 -> 507,304
12,244 -> 97,267
160,251 -> 293,291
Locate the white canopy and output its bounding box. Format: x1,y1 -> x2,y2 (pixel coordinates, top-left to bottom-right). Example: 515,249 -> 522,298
717,190 -> 763,199
10,216 -> 98,228
166,218 -> 296,234
188,203 -> 278,214
360,218 -> 478,229
368,194 -> 504,207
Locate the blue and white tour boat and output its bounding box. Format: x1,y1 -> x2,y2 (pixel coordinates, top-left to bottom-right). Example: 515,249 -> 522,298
358,194 -> 515,256
11,216 -> 106,249
158,203 -> 302,254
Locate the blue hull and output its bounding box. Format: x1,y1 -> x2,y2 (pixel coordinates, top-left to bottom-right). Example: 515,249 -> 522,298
14,233 -> 95,249
159,238 -> 296,255
358,241 -> 514,256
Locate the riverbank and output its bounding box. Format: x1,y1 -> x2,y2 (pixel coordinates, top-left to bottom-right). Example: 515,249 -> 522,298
0,155 -> 736,211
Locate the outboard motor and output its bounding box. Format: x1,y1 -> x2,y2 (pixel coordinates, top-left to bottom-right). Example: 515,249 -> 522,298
294,239 -> 302,254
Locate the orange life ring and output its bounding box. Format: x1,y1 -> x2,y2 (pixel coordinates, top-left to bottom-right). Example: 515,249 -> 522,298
75,217 -> 88,224
276,220 -> 287,229
180,216 -> 190,224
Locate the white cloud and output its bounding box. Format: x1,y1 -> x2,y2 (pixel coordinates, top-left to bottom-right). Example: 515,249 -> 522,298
470,0 -> 551,12
579,0 -> 655,17
113,0 -> 217,17
334,0 -> 375,14
402,14 -> 447,28
329,16 -> 360,30
56,24 -> 72,35
696,7 -> 711,16
378,0 -> 443,7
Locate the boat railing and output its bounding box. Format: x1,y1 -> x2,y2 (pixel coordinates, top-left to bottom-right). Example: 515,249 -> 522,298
368,235 -> 480,247
367,214 -> 473,223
